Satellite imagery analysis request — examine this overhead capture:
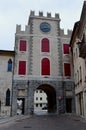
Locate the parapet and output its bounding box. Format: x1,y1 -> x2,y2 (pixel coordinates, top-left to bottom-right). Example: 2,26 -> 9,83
30,10 -> 60,19
16,25 -> 21,33
16,24 -> 30,34
60,29 -> 72,37
39,11 -> 43,17
55,13 -> 60,19
30,10 -> 35,16
47,12 -> 51,18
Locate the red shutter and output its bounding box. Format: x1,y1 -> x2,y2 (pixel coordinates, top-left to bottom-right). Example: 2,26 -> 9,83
20,40 -> 26,51
41,58 -> 50,75
18,61 -> 26,75
63,44 -> 69,54
64,63 -> 71,76
41,38 -> 49,52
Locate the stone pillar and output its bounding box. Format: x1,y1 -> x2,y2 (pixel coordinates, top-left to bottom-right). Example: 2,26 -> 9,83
72,85 -> 76,113
77,94 -> 80,115
84,91 -> 86,119
11,87 -> 17,116
56,90 -> 59,114
27,81 -> 34,114
24,88 -> 29,115
75,95 -> 78,115
56,81 -> 64,114
81,92 -> 84,116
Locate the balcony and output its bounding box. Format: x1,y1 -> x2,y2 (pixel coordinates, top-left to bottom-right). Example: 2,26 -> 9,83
78,35 -> 86,58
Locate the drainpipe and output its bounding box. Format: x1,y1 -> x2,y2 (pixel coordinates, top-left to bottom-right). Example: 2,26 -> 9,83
10,52 -> 15,117
62,80 -> 65,113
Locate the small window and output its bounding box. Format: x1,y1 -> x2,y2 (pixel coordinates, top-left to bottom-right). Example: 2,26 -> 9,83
8,59 -> 12,71
36,104 -> 38,107
36,97 -> 38,100
63,44 -> 69,54
80,66 -> 82,82
36,90 -> 38,93
40,90 -> 42,93
41,58 -> 50,75
18,61 -> 26,75
19,40 -> 26,51
6,89 -> 10,106
41,38 -> 50,52
40,97 -> 42,100
40,104 -> 42,107
76,48 -> 78,58
77,70 -> 79,85
64,63 -> 71,76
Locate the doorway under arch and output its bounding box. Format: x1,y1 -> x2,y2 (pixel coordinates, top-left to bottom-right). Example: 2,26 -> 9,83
34,84 -> 57,113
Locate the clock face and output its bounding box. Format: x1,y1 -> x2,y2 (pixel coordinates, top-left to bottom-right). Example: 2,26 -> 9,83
40,22 -> 51,33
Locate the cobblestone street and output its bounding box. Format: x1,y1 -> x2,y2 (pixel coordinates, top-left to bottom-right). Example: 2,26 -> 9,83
0,114 -> 86,130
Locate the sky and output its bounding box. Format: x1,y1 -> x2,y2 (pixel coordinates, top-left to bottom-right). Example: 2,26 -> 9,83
0,0 -> 84,50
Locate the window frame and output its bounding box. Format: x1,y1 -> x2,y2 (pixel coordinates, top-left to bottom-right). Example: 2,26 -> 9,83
63,44 -> 70,54
7,59 -> 12,72
41,38 -> 50,53
19,40 -> 27,51
64,63 -> 71,76
6,89 -> 10,106
41,57 -> 50,76
18,61 -> 26,75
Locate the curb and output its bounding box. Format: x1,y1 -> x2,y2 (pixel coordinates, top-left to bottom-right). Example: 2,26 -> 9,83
0,115 -> 31,124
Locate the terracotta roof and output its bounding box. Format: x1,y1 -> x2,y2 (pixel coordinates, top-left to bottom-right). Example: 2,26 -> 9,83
0,50 -> 15,56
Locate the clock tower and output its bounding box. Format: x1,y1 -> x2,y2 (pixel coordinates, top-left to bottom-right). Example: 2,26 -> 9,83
12,11 -> 75,115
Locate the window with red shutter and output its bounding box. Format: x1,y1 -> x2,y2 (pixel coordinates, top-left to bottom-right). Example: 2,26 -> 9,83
41,38 -> 50,52
63,44 -> 69,54
41,58 -> 50,75
20,40 -> 26,51
18,61 -> 26,75
64,63 -> 71,76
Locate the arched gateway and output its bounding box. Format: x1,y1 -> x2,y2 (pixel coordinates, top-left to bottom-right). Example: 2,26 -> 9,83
12,79 -> 75,115
36,84 -> 57,113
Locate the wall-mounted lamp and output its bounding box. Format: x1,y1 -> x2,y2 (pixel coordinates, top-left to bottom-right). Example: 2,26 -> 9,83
27,80 -> 29,85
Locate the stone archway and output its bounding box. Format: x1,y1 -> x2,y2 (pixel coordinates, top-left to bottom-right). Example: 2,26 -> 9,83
36,84 -> 57,113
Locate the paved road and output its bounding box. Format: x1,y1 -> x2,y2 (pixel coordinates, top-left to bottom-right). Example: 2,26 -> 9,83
0,114 -> 86,130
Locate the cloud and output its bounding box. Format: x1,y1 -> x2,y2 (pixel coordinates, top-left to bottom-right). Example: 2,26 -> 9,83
0,0 -> 84,50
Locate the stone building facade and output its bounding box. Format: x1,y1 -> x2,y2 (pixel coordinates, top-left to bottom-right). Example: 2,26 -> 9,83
0,50 -> 14,116
70,1 -> 86,119
34,90 -> 47,111
11,11 -> 75,116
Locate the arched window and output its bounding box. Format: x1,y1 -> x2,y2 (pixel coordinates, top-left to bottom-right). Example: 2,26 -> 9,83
41,58 -> 50,75
8,59 -> 12,71
80,66 -> 82,82
41,38 -> 50,52
6,89 -> 10,106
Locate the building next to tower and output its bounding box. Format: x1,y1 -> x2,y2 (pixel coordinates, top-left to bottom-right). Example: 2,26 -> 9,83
0,11 -> 75,116
70,1 -> 86,119
0,50 -> 14,116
